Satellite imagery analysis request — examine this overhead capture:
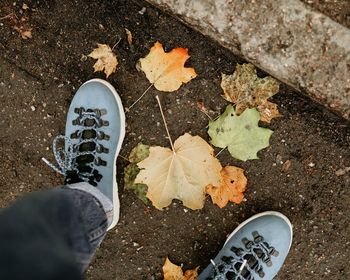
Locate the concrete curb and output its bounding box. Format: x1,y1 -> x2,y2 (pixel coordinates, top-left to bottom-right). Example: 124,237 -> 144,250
147,0 -> 350,120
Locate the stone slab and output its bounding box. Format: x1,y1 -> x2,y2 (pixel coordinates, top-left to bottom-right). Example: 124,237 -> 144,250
148,0 -> 350,119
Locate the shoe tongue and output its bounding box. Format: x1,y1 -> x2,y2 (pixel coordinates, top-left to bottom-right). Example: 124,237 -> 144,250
84,118 -> 96,127
82,129 -> 96,139
79,142 -> 96,152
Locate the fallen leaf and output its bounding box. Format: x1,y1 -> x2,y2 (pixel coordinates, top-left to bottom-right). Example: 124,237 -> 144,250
221,63 -> 281,123
125,28 -> 132,46
257,100 -> 281,123
196,101 -> 209,114
281,159 -> 292,172
135,133 -> 221,210
129,143 -> 150,163
88,44 -> 118,78
139,41 -> 197,92
163,258 -> 199,280
206,166 -> 247,208
124,143 -> 150,204
208,105 -> 273,161
13,25 -> 32,39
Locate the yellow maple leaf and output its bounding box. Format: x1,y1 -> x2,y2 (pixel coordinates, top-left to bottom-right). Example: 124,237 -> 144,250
221,63 -> 281,123
135,133 -> 221,210
206,166 -> 247,208
139,41 -> 197,92
163,258 -> 199,280
88,44 -> 118,78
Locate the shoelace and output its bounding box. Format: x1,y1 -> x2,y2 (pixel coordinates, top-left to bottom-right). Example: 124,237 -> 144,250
42,108 -> 109,185
208,231 -> 278,280
42,135 -> 102,183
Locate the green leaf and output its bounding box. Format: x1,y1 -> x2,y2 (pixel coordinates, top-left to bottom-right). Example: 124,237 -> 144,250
124,143 -> 150,204
129,143 -> 150,163
208,105 -> 273,161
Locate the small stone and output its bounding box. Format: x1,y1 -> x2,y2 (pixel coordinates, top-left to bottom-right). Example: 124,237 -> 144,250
138,7 -> 146,15
193,240 -> 202,250
80,54 -> 87,62
276,154 -> 283,164
308,162 -> 315,167
30,105 -> 36,111
133,242 -> 140,247
335,167 -> 350,176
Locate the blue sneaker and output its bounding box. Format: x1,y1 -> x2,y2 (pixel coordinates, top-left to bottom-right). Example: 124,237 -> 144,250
198,211 -> 292,280
43,79 -> 125,229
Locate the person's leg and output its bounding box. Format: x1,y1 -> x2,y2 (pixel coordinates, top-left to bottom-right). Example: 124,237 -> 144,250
198,211 -> 292,280
0,182 -> 110,280
0,79 -> 125,279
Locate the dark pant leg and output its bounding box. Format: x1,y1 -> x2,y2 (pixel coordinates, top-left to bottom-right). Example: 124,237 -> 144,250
0,187 -> 108,280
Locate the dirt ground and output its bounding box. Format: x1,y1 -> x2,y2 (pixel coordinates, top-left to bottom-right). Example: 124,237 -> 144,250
0,0 -> 349,279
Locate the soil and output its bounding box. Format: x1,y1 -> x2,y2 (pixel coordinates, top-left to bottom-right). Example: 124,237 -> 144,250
0,0 -> 349,279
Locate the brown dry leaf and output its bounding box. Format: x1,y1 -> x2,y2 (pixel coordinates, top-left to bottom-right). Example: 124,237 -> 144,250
88,44 -> 118,78
221,63 -> 281,123
282,159 -> 292,172
139,41 -> 197,92
257,101 -> 282,123
163,258 -> 199,280
125,28 -> 132,46
196,101 -> 209,114
13,25 -> 32,39
135,133 -> 222,210
206,166 -> 247,208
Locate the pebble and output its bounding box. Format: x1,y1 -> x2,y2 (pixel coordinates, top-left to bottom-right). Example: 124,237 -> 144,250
276,154 -> 283,164
30,105 -> 36,111
193,240 -> 202,250
138,7 -> 146,15
335,167 -> 350,176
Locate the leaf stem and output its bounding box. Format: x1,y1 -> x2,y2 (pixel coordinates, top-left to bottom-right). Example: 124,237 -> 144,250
0,13 -> 15,20
127,83 -> 153,111
155,95 -> 175,153
215,147 -> 226,158
111,37 -> 122,51
117,154 -> 130,162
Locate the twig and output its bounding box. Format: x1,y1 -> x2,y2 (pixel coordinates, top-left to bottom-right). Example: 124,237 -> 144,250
118,154 -> 130,162
0,13 -> 15,20
126,83 -> 153,111
197,107 -> 213,120
215,147 -> 226,158
155,95 -> 175,153
111,37 -> 122,51
205,113 -> 221,128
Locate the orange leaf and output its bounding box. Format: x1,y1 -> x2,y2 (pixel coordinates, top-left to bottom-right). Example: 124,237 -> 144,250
257,101 -> 282,123
139,41 -> 197,92
163,258 -> 199,280
206,166 -> 247,208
